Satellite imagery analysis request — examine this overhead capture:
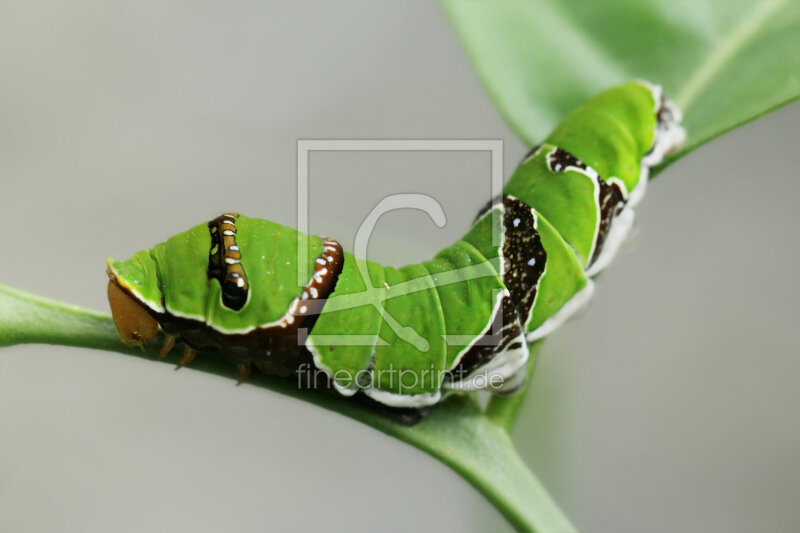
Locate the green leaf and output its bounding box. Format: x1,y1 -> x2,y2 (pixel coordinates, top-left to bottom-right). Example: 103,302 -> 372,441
441,0 -> 800,168
0,283 -> 572,533
7,4 -> 798,530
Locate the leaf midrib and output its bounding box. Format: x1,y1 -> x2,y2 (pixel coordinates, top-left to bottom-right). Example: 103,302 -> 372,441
675,0 -> 786,111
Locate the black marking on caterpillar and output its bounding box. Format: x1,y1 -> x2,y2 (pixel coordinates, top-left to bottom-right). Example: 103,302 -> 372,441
449,196 -> 545,380
160,234 -> 345,377
501,196 -> 547,324
547,147 -> 587,173
545,147 -> 627,268
591,179 -> 626,266
208,212 -> 249,311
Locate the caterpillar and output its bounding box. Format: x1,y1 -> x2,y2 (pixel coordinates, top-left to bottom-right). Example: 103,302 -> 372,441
106,81 -> 685,409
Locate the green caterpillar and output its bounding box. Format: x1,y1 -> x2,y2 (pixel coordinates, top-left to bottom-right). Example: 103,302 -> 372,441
107,81 -> 685,408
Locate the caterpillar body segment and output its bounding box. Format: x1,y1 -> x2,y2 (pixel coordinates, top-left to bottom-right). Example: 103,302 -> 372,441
107,81 -> 684,408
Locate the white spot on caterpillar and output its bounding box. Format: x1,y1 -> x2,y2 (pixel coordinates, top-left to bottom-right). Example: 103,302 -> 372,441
299,305 -> 307,314
527,257 -> 536,266
316,258 -> 327,266
309,287 -> 318,298
222,229 -> 235,236
513,217 -> 521,228
224,257 -> 239,265
301,291 -> 309,300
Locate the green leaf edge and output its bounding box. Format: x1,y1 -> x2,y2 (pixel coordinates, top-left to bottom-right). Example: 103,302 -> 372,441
439,0 -> 800,178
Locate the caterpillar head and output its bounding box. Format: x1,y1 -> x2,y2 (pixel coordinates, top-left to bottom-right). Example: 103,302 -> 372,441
107,277 -> 159,348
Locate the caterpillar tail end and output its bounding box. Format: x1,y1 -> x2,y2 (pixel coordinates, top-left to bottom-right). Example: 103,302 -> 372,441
642,84 -> 687,168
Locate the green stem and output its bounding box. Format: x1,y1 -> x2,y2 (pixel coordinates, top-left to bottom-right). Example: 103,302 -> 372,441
0,283 -> 123,350
486,342 -> 542,434
390,396 -> 575,532
0,283 -> 573,532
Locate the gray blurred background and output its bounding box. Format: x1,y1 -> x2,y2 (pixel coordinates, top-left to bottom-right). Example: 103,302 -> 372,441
1,2 -> 798,532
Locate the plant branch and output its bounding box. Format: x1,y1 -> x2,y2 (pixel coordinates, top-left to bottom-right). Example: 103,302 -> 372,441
486,342 -> 542,434
0,282 -> 573,533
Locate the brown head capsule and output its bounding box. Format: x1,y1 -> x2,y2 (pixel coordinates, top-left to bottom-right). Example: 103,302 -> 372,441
107,279 -> 159,347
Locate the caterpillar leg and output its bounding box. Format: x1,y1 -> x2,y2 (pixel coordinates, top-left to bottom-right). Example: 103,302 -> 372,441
357,394 -> 433,426
175,345 -> 197,369
236,363 -> 252,385
491,363 -> 529,395
159,334 -> 178,360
